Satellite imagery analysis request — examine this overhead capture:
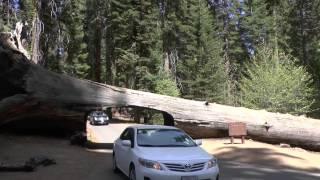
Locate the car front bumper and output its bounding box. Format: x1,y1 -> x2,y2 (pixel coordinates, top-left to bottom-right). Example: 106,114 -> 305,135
92,120 -> 108,125
136,165 -> 219,180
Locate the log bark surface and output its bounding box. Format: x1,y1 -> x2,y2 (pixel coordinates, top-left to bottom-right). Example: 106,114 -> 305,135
1,32 -> 320,150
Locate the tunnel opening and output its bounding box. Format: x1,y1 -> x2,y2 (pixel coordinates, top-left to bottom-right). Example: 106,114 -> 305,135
84,105 -> 175,126
103,106 -> 174,126
85,106 -> 175,146
0,105 -> 175,144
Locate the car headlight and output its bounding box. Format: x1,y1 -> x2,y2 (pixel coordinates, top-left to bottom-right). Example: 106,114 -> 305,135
207,158 -> 218,169
138,158 -> 163,170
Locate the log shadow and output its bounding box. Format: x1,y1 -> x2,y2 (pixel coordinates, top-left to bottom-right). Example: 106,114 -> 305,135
0,117 -> 83,138
86,141 -> 114,149
223,142 -> 244,145
0,134 -> 127,180
214,146 -> 320,180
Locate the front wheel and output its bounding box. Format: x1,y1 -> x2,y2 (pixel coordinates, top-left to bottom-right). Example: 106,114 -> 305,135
112,154 -> 119,173
129,166 -> 136,180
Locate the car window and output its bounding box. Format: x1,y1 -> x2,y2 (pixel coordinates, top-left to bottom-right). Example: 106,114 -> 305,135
120,128 -> 130,140
120,128 -> 134,148
90,111 -> 107,117
137,128 -> 196,147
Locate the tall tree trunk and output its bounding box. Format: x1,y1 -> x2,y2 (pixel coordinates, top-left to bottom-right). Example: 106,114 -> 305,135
30,1 -> 42,64
299,3 -> 307,65
105,1 -> 113,85
105,25 -> 113,84
223,0 -> 232,105
94,17 -> 102,82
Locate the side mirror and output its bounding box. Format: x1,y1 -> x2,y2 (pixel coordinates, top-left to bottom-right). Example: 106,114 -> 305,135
194,139 -> 202,146
121,140 -> 131,147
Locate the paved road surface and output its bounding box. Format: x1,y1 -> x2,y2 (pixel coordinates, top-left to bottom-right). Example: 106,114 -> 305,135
85,122 -> 320,180
1,123 -> 320,180
86,122 -> 134,144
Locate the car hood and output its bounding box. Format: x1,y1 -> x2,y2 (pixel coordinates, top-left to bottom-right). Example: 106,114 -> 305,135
137,146 -> 213,161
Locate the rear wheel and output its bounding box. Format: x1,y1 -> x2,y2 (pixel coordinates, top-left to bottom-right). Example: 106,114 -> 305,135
129,166 -> 136,180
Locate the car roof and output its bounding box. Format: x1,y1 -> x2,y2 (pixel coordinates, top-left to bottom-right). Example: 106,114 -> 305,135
128,124 -> 179,130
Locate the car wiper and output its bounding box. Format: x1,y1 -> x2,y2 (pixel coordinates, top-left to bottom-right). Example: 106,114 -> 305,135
156,144 -> 193,147
138,144 -> 158,147
138,144 -> 195,147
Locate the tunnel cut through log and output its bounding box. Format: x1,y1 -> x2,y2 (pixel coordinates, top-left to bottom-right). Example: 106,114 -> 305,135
1,31 -> 320,150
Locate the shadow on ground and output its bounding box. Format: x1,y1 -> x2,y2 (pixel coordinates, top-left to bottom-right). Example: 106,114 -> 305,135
86,141 -> 114,149
1,133 -> 320,180
214,146 -> 320,180
0,134 -> 126,180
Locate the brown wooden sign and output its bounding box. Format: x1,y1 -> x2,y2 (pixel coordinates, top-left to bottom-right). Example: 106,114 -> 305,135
228,122 -> 247,144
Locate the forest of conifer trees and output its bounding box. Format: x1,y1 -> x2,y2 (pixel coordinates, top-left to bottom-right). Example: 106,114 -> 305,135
1,0 -> 320,117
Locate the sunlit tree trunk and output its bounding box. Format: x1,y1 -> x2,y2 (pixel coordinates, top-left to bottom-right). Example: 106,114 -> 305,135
29,1 -> 42,64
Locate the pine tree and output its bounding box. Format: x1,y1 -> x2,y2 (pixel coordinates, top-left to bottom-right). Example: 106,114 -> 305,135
286,0 -> 320,84
0,0 -> 15,31
240,45 -> 315,114
182,0 -> 227,103
242,0 -> 273,48
62,0 -> 90,78
283,0 -> 320,117
105,0 -> 113,84
84,0 -> 104,81
109,0 -> 162,90
108,0 -> 137,87
133,0 -> 163,91
37,0 -> 89,77
161,0 -> 205,98
211,0 -> 250,105
158,0 -> 228,102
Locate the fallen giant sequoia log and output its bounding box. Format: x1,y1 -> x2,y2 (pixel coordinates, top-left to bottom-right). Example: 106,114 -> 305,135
1,32 -> 320,150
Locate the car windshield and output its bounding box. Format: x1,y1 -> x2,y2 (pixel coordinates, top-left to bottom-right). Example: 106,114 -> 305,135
137,128 -> 196,147
92,111 -> 107,117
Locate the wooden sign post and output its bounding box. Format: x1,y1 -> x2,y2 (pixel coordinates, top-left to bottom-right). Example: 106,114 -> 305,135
228,122 -> 247,144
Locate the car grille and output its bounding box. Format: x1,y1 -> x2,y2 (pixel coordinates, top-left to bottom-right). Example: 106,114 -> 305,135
163,162 -> 206,172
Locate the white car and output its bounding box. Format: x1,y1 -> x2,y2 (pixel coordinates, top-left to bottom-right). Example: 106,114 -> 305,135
87,111 -> 109,125
112,125 -> 219,180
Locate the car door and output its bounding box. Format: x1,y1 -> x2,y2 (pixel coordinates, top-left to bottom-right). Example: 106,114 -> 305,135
116,128 -> 134,174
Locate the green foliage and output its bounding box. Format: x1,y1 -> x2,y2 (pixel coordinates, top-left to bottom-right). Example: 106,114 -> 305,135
242,0 -> 291,50
160,0 -> 227,103
154,74 -> 180,97
285,0 -> 320,84
240,46 -> 315,114
212,0 -> 250,105
108,0 -> 162,90
62,0 -> 90,78
186,0 -> 227,103
242,0 -> 273,47
40,0 -> 89,78
4,0 -> 320,117
0,1 -> 14,31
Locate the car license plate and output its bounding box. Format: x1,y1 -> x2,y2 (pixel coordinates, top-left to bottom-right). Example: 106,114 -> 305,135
181,176 -> 198,180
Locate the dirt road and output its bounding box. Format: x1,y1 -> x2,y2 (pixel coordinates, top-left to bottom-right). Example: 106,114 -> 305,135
1,123 -> 320,180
